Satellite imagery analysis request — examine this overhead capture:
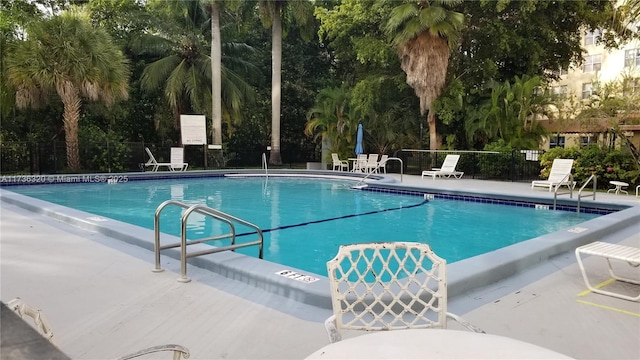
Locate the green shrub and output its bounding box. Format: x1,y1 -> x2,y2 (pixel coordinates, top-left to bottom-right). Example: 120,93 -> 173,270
479,140 -> 528,179
79,125 -> 131,172
539,144 -> 638,189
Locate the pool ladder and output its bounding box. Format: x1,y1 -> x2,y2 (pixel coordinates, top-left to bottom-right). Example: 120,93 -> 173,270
153,200 -> 264,283
576,174 -> 597,213
552,174 -> 597,213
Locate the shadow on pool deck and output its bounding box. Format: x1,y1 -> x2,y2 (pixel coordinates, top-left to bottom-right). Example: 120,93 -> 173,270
1,175 -> 639,359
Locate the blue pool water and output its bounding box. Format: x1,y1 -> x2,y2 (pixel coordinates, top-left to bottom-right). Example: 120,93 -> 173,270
8,177 -> 599,276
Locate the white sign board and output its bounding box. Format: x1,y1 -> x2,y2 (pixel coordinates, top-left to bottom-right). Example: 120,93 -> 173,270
180,114 -> 206,145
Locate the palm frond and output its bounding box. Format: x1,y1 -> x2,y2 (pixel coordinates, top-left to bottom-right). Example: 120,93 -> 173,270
142,55 -> 182,92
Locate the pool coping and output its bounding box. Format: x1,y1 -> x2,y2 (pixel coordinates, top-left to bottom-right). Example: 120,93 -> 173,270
1,170 -> 638,310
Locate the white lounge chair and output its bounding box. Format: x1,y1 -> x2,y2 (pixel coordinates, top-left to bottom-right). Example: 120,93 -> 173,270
144,147 -> 188,172
144,147 -> 171,172
421,154 -> 464,179
331,153 -> 349,171
531,158 -> 574,191
324,242 -> 484,343
169,147 -> 188,171
575,241 -> 640,302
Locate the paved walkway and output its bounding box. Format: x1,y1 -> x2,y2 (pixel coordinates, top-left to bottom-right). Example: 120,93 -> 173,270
1,176 -> 639,359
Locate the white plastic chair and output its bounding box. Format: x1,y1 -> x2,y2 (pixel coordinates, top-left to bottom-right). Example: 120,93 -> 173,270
7,297 -> 189,359
353,154 -> 368,172
331,153 -> 349,171
363,154 -> 379,173
169,147 -> 188,171
421,154 -> 464,179
377,154 -> 389,173
324,242 -> 484,343
531,158 -> 575,191
7,297 -> 54,343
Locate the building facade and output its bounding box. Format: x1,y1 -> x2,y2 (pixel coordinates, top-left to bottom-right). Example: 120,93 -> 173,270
543,29 -> 640,153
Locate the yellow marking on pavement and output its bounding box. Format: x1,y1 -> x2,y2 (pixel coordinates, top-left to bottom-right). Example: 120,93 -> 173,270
577,278 -> 616,297
576,299 -> 640,317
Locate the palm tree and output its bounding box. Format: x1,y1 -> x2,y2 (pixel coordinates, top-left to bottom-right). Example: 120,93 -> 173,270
467,75 -> 551,149
6,9 -> 129,171
205,0 -> 223,146
385,0 -> 465,151
137,0 -> 255,138
614,0 -> 640,38
257,0 -> 314,165
305,87 -> 356,160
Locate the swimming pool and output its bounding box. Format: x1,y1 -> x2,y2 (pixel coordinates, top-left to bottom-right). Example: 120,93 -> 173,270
6,176 -> 600,276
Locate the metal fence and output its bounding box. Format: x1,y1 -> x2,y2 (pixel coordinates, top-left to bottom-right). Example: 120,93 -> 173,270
1,141 -> 543,181
391,149 -> 544,182
0,141 -> 318,175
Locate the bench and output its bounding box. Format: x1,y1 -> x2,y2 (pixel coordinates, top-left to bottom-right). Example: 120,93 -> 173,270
575,241 -> 640,302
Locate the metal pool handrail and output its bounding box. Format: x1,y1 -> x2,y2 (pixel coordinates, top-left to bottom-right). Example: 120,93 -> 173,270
262,153 -> 268,178
153,200 -> 264,283
576,174 -> 597,213
353,157 -> 403,188
552,173 -> 574,210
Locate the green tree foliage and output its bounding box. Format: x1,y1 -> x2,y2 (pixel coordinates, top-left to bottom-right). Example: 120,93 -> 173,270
313,0 -> 420,156
136,0 -> 256,142
465,75 -> 552,150
385,0 -> 465,151
305,86 -> 356,160
86,0 -> 152,48
539,145 -> 639,188
435,0 -> 627,150
0,0 -> 46,120
6,8 -> 129,171
451,0 -> 624,85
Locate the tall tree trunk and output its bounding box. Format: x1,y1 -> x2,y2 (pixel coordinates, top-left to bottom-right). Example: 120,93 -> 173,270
211,1 -> 222,146
269,4 -> 283,165
56,80 -> 81,171
427,109 -> 438,151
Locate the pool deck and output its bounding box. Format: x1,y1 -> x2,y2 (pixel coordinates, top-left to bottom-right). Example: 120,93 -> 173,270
1,175 -> 639,359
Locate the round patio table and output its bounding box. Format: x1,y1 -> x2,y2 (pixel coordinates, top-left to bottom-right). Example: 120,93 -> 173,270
305,329 -> 573,359
608,181 -> 629,195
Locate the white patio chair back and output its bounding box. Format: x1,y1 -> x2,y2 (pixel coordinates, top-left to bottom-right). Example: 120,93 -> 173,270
440,154 -> 460,172
547,159 -> 574,183
378,154 -> 389,173
7,297 -> 54,343
324,242 -> 483,343
355,154 -> 368,172
7,298 -> 189,359
364,154 -> 379,173
331,153 -> 349,171
170,147 -> 188,171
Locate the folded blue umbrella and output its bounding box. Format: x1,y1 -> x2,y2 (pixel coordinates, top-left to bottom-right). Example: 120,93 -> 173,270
355,123 -> 364,155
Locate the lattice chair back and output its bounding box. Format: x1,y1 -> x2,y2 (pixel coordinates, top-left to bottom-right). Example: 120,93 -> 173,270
325,242 -> 452,342
7,297 -> 54,343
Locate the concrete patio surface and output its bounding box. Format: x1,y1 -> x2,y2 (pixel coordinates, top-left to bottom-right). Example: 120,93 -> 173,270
1,175 -> 639,359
